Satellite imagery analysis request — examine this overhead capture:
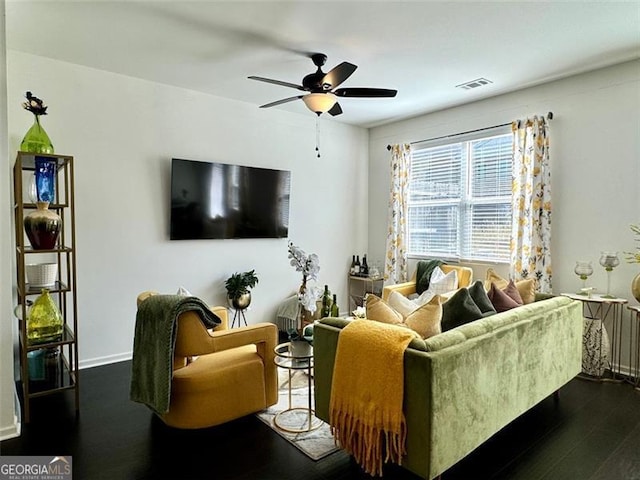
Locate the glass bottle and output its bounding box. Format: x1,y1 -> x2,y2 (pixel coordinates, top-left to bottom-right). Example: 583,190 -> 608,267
362,254 -> 369,276
350,255 -> 356,275
355,256 -> 361,276
321,285 -> 332,317
331,294 -> 339,317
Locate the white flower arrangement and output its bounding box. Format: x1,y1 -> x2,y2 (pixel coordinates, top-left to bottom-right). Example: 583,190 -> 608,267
352,306 -> 366,319
287,242 -> 322,337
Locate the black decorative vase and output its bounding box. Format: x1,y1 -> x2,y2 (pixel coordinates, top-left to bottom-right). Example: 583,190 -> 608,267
24,202 -> 61,250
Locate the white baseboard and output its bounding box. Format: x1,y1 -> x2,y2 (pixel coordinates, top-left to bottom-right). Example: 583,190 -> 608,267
79,352 -> 132,370
0,388 -> 22,441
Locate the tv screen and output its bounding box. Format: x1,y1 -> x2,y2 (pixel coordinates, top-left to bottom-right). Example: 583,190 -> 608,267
170,159 -> 291,240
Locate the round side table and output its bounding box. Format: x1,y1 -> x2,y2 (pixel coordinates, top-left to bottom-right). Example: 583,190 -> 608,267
562,293 -> 627,380
273,342 -> 322,433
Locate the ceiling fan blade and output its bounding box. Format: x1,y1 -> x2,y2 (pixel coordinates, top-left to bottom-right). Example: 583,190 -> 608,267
321,62 -> 357,90
328,102 -> 343,117
259,96 -> 304,108
334,88 -> 397,98
248,76 -> 306,91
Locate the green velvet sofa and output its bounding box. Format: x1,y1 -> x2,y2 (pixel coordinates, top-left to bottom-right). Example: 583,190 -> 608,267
313,295 -> 583,480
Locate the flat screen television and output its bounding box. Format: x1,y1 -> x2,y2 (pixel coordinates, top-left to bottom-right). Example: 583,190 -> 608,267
170,158 -> 291,240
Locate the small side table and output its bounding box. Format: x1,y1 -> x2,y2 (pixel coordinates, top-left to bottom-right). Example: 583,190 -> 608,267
626,306 -> 640,390
273,342 -> 322,433
562,293 -> 628,380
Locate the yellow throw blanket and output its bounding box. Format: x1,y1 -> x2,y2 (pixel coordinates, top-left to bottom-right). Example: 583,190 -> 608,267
329,319 -> 417,476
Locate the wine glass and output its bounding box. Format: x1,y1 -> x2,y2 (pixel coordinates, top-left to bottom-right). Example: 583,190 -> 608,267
599,251 -> 620,298
574,261 -> 593,294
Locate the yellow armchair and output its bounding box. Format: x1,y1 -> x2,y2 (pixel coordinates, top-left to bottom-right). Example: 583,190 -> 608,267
136,291 -> 278,429
382,264 -> 473,301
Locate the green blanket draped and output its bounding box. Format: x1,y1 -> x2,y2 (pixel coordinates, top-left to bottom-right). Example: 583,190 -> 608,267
129,295 -> 221,415
416,259 -> 444,294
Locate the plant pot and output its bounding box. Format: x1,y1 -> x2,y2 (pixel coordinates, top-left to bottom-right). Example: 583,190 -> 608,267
228,292 -> 251,310
631,273 -> 640,303
289,339 -> 312,359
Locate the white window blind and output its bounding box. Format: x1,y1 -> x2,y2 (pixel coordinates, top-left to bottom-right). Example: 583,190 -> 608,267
408,131 -> 512,263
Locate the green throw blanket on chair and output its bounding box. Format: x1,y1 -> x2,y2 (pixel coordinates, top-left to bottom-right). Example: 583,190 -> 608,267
415,259 -> 444,295
130,295 -> 221,415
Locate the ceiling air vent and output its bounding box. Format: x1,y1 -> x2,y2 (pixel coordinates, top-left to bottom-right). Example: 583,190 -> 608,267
456,77 -> 493,90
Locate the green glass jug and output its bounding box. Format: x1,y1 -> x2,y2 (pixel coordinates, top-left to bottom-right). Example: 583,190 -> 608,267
27,289 -> 63,344
20,115 -> 54,154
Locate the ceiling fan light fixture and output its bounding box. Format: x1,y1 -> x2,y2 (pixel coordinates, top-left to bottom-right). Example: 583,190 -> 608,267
302,93 -> 337,114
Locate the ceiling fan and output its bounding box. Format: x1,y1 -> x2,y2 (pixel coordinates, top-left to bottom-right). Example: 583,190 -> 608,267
248,53 -> 397,116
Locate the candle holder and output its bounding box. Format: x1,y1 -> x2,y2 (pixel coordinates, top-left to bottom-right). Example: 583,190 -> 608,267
599,251 -> 620,298
574,261 -> 593,294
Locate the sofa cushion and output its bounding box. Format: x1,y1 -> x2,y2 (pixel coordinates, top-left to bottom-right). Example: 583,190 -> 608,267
441,288 -> 484,332
503,280 -> 524,305
410,268 -> 458,304
468,280 -> 496,315
484,268 -> 536,304
488,282 -> 522,312
416,259 -> 444,294
365,294 -> 403,325
368,293 -> 442,339
403,295 -> 443,340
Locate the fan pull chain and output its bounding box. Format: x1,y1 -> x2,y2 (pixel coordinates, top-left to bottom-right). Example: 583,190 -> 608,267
315,115 -> 321,158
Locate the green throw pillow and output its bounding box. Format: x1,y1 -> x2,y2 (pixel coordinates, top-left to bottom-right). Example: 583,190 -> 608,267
468,280 -> 496,315
441,288 -> 484,332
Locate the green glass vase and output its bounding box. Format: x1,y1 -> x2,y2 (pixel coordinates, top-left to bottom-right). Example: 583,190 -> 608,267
27,289 -> 63,345
20,115 -> 54,154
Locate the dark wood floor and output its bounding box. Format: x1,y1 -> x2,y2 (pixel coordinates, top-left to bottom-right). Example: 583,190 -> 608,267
2,361 -> 640,480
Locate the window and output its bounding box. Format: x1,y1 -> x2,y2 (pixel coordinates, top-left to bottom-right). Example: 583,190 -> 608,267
407,131 -> 512,263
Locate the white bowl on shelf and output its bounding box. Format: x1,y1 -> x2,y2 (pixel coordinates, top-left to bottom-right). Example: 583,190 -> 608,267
26,262 -> 58,287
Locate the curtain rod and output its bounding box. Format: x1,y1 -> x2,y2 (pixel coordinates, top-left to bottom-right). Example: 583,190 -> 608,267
386,111 -> 554,151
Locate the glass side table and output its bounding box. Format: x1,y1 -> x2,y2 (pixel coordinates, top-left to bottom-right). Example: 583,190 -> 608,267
273,342 -> 322,433
562,293 -> 627,380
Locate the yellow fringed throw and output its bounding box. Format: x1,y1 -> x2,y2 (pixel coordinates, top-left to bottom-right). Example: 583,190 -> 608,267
329,319 -> 417,477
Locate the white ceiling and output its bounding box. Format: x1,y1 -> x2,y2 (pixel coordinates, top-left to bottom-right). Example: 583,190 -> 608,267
6,1 -> 640,128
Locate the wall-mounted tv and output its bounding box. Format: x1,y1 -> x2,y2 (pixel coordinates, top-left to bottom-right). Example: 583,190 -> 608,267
170,158 -> 291,240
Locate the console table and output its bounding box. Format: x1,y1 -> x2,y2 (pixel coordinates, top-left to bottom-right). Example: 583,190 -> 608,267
348,275 -> 384,311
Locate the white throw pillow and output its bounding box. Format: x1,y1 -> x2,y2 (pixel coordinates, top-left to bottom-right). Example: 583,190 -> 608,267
415,267 -> 458,305
388,290 -> 420,318
176,286 -> 194,296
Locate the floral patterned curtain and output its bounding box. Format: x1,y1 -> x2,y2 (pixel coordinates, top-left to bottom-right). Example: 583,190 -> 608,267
384,144 -> 412,284
511,116 -> 552,293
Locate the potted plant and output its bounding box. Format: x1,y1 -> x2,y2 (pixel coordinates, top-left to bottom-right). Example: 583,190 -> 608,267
225,270 -> 259,310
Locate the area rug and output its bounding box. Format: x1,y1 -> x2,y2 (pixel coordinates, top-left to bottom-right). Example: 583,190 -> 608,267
256,370 -> 340,460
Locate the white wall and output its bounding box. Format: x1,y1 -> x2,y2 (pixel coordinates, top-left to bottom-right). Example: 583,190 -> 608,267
0,0 -> 20,440
369,60 -> 640,300
6,51 -> 368,368
369,60 -> 640,373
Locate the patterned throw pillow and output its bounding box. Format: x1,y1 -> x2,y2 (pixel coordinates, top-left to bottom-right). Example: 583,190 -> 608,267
415,267 -> 459,305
